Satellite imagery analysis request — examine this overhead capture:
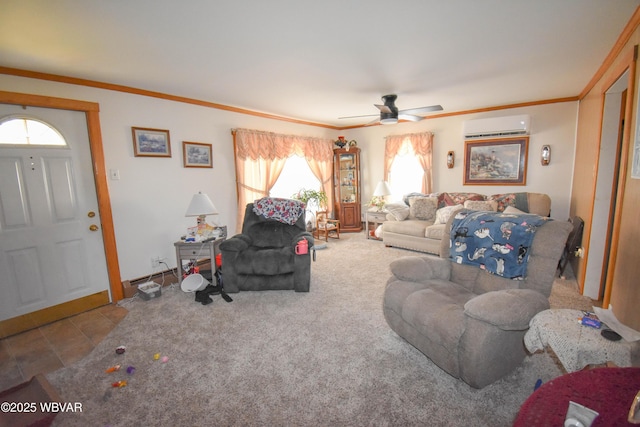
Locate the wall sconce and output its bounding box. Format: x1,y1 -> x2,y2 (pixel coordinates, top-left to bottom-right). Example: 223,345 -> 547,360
447,151 -> 455,169
541,145 -> 551,166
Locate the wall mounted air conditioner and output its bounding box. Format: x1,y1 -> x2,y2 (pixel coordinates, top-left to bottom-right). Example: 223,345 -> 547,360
463,115 -> 531,139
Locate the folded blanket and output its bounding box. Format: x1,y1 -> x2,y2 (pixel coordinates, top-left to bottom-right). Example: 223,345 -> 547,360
252,197 -> 305,225
449,210 -> 550,279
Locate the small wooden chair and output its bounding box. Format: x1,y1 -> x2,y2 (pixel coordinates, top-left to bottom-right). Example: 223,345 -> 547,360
314,211 -> 340,241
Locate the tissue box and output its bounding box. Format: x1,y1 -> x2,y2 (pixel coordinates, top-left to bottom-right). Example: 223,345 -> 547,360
138,282 -> 161,300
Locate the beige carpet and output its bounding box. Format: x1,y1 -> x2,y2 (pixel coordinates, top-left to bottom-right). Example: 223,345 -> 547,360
47,233 -> 593,426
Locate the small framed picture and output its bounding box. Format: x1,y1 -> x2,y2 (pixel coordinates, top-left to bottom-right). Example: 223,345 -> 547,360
183,141 -> 213,168
132,127 -> 171,157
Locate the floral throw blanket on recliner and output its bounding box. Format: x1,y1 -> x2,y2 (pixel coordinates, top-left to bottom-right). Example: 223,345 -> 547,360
449,210 -> 550,279
252,197 -> 306,225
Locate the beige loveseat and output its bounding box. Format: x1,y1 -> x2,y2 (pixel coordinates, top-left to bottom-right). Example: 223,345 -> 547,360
382,192 -> 552,255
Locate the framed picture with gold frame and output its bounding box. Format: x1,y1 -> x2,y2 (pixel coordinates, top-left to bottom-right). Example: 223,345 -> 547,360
132,127 -> 171,157
183,141 -> 213,168
464,137 -> 528,185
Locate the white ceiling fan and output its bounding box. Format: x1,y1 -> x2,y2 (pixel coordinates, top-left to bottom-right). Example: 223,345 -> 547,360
339,94 -> 443,125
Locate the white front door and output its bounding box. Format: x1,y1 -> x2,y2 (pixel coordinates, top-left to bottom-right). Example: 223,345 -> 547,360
0,104 -> 110,321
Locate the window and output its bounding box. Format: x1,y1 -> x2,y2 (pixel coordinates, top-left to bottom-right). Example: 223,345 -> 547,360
384,132 -> 433,201
231,128 -> 334,232
0,117 -> 66,146
270,155 -> 321,200
388,142 -> 424,201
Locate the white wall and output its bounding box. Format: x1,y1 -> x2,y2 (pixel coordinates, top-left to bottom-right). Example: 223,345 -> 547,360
0,74 -> 578,283
346,102 -> 578,221
0,75 -> 335,281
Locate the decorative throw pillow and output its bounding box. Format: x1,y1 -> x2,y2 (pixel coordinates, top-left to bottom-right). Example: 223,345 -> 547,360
402,192 -> 429,206
487,193 -> 517,212
408,197 -> 438,221
442,192 -> 484,206
384,203 -> 410,221
463,200 -> 498,212
435,204 -> 464,224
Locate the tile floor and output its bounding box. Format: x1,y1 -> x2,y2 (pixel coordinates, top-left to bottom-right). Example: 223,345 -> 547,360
0,304 -> 128,392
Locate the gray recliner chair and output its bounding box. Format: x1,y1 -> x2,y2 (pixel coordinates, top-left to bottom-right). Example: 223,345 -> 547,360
220,200 -> 313,293
383,209 -> 572,388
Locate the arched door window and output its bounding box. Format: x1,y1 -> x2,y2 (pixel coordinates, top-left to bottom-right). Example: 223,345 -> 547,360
0,116 -> 67,146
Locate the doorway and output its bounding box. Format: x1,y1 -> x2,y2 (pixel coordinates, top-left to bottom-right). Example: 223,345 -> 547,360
582,71 -> 628,300
0,91 -> 121,338
0,105 -> 111,318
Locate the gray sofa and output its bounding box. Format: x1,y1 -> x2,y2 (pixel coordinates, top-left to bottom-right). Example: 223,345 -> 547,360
383,209 -> 572,388
382,192 -> 552,255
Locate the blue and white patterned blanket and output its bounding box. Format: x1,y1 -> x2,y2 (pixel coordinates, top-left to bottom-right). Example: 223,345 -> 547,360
252,197 -> 305,225
449,210 -> 550,279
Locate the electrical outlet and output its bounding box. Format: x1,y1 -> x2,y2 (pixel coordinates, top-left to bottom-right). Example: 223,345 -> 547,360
151,256 -> 167,268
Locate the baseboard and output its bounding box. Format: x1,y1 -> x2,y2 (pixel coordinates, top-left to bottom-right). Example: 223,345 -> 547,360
121,260 -> 211,299
0,291 -> 110,339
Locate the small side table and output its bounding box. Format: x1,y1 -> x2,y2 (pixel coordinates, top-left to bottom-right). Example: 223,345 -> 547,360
524,309 -> 634,372
365,210 -> 387,240
174,237 -> 225,284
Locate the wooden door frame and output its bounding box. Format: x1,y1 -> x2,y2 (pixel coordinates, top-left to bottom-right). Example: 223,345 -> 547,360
602,58 -> 636,308
0,90 -> 123,302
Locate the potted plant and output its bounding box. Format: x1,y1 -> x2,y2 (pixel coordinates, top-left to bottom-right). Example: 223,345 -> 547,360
292,188 -> 328,232
292,188 -> 328,211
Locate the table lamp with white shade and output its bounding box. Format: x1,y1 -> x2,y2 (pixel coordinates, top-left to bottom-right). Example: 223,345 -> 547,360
370,180 -> 392,211
185,192 -> 219,238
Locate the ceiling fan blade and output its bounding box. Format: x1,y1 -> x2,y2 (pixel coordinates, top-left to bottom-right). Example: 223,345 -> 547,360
398,105 -> 444,115
365,117 -> 381,126
374,104 -> 393,114
398,114 -> 423,122
338,113 -> 378,119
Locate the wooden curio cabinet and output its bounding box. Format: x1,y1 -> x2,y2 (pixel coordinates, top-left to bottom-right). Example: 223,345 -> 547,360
333,147 -> 362,232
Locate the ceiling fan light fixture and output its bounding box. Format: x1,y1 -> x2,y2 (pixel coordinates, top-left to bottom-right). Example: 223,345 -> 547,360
380,111 -> 398,125
338,94 -> 442,125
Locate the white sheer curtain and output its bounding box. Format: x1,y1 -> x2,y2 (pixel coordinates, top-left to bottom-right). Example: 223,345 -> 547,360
231,128 -> 334,232
384,132 -> 434,194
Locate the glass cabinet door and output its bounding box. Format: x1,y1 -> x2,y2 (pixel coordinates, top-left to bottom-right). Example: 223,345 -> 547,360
333,147 -> 361,232
337,152 -> 358,203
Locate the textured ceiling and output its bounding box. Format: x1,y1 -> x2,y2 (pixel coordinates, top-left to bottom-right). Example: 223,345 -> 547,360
1,0 -> 638,127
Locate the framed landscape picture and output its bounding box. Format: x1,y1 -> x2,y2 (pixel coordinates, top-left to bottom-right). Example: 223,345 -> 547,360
464,137 -> 529,185
132,127 -> 171,157
183,141 -> 213,168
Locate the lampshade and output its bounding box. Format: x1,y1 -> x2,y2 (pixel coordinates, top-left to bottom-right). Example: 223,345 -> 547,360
373,180 -> 392,197
185,192 -> 218,217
